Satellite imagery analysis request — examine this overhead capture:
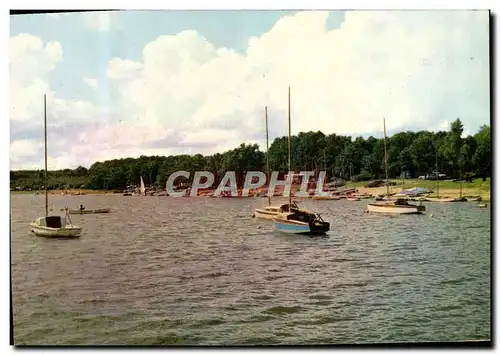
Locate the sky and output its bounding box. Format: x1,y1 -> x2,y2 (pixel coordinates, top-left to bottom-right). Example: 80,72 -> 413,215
9,10 -> 490,170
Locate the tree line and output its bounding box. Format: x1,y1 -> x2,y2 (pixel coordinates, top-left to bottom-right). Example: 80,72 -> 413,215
10,119 -> 491,191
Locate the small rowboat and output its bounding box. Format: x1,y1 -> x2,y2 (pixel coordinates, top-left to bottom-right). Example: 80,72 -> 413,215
68,208 -> 111,215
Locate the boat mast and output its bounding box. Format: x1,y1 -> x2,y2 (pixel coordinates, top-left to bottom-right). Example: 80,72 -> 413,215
288,86 -> 292,209
459,155 -> 463,199
44,94 -> 48,217
436,147 -> 440,199
265,106 -> 271,206
383,117 -> 389,198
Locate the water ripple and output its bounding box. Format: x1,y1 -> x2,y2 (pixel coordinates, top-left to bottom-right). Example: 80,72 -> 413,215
11,195 -> 491,345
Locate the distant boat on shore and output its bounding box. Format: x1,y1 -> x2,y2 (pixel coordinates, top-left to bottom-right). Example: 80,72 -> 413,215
140,176 -> 146,196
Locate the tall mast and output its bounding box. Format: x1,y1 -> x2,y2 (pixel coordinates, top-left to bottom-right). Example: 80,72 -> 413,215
288,86 -> 292,209
459,155 -> 463,199
383,117 -> 389,198
436,147 -> 440,198
265,106 -> 271,206
44,94 -> 48,217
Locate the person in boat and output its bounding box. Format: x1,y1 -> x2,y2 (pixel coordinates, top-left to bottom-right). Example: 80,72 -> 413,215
79,204 -> 85,211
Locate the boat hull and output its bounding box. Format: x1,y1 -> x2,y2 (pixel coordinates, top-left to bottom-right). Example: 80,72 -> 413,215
68,208 -> 111,215
30,223 -> 82,237
466,196 -> 482,202
312,195 -> 342,200
424,197 -> 464,203
253,208 -> 279,220
366,203 -> 425,214
273,217 -> 330,235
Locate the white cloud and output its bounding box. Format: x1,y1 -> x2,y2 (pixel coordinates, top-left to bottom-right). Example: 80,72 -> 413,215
9,34 -> 101,168
107,58 -> 143,80
108,10 -> 489,145
9,11 -> 490,170
81,11 -> 116,32
83,77 -> 99,89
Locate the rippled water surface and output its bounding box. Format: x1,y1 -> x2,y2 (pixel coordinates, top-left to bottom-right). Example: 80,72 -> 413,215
11,194 -> 491,345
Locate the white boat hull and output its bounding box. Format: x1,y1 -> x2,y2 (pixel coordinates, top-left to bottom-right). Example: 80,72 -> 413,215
30,216 -> 82,238
253,207 -> 280,220
366,203 -> 424,215
30,223 -> 82,237
424,197 -> 463,203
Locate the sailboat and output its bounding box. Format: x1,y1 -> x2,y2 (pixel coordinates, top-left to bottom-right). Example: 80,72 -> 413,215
424,149 -> 466,202
366,118 -> 426,215
253,106 -> 297,219
140,176 -> 146,196
30,94 -> 83,238
272,87 -> 330,235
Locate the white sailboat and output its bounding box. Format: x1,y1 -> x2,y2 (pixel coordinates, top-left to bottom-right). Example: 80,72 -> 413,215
140,176 -> 146,196
366,118 -> 426,215
254,106 -> 297,220
30,94 -> 82,238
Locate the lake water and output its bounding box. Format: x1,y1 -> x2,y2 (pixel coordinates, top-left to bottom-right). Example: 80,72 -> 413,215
10,194 -> 491,345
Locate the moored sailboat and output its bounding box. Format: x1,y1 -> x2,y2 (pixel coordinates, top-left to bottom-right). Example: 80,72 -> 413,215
366,118 -> 425,215
30,94 -> 83,238
272,87 -> 330,235
253,106 -> 310,219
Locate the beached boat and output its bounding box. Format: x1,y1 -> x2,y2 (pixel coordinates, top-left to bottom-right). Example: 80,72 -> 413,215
68,208 -> 111,215
424,196 -> 464,203
466,196 -> 482,202
356,194 -> 373,199
30,94 -> 83,238
366,118 -> 425,215
312,194 -> 343,200
140,176 -> 146,196
273,87 -> 330,235
347,194 -> 360,201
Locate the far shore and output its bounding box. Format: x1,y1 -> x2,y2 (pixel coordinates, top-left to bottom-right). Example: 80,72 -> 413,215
11,183 -> 490,202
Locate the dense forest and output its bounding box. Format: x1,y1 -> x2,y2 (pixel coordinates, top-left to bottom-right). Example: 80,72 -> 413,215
10,119 -> 491,191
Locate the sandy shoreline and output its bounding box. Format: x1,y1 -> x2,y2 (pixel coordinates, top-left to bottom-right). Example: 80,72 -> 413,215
13,185 -> 490,201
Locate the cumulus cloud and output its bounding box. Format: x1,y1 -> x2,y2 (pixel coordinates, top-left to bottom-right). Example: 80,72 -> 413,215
9,10 -> 490,170
83,76 -> 99,89
9,34 -> 102,169
108,10 -> 489,145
